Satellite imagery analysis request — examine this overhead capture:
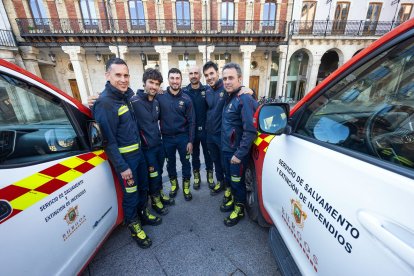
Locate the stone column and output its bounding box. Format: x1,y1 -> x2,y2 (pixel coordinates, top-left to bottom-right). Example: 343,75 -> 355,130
154,45 -> 172,89
306,55 -> 322,94
240,45 -> 256,86
62,46 -> 91,104
277,46 -> 288,98
198,45 -> 215,64
0,49 -> 16,64
109,45 -> 129,61
20,46 -> 42,77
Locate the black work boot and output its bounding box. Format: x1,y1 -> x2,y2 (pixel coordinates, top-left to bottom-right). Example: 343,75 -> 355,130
224,203 -> 245,227
183,178 -> 192,201
139,207 -> 162,226
128,219 -> 152,248
160,189 -> 175,206
151,195 -> 169,216
220,188 -> 234,212
169,178 -> 179,198
193,170 -> 201,190
207,170 -> 215,189
210,180 -> 223,196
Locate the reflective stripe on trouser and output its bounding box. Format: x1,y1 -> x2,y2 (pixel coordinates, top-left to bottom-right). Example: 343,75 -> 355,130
116,150 -> 149,223
192,129 -> 213,171
207,134 -> 224,182
119,143 -> 139,154
222,151 -> 248,204
143,145 -> 165,195
163,134 -> 191,179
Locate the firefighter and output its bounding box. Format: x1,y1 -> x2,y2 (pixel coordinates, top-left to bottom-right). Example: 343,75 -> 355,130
130,68 -> 175,216
220,62 -> 258,226
93,58 -> 160,249
182,65 -> 214,190
157,68 -> 195,201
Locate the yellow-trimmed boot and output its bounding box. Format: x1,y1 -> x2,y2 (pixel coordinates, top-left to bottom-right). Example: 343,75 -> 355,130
193,170 -> 201,190
169,178 -> 179,198
207,170 -> 215,189
224,203 -> 245,227
160,189 -> 175,206
151,195 -> 169,216
220,188 -> 234,212
128,220 -> 152,248
210,180 -> 223,196
183,178 -> 192,201
139,207 -> 162,226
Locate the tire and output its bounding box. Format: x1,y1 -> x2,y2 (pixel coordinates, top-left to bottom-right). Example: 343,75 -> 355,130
245,159 -> 270,227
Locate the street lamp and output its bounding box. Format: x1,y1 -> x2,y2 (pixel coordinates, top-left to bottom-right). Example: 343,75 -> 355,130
184,50 -> 189,62
155,62 -> 160,70
264,50 -> 269,60
140,51 -> 146,62
48,52 -> 56,62
95,52 -> 102,62
224,51 -> 230,61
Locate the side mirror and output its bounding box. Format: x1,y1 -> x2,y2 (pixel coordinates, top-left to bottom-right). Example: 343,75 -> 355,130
88,121 -> 104,149
258,103 -> 290,135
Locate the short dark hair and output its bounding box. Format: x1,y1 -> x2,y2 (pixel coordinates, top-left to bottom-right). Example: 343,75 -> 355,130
168,68 -> 182,77
143,68 -> 163,84
222,62 -> 242,77
203,61 -> 218,73
106,57 -> 128,72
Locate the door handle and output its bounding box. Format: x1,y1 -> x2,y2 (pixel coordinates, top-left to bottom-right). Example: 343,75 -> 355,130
357,210 -> 414,268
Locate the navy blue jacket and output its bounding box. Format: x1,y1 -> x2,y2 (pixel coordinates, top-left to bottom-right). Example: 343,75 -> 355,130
221,88 -> 258,160
130,90 -> 162,149
93,82 -> 141,173
157,87 -> 195,143
205,79 -> 228,136
182,83 -> 207,131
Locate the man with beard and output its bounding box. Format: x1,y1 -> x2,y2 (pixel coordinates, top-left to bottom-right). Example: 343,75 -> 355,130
157,68 -> 195,201
130,68 -> 175,216
221,62 -> 258,226
182,65 -> 214,190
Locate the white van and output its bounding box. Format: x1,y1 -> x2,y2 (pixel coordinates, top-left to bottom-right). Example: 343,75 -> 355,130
247,19 -> 414,275
0,60 -> 123,275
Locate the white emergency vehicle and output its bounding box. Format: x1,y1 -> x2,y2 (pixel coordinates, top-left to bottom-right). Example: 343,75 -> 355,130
247,19 -> 414,275
0,60 -> 123,275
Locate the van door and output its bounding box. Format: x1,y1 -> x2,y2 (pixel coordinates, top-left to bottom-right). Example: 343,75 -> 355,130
0,66 -> 119,275
262,35 -> 414,274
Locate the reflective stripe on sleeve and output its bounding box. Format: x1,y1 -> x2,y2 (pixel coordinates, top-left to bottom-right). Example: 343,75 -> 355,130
119,144 -> 139,153
118,105 -> 129,116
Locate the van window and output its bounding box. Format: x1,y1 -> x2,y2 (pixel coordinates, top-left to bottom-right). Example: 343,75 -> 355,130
0,73 -> 81,166
296,37 -> 414,170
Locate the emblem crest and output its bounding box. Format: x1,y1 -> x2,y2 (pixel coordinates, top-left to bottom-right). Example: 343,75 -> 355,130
291,199 -> 307,228
64,206 -> 79,225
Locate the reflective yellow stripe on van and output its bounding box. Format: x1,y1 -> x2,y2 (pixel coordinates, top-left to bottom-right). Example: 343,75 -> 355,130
119,144 -> 139,153
118,105 -> 129,116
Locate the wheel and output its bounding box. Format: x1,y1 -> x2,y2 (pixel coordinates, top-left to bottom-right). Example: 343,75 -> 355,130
245,159 -> 270,227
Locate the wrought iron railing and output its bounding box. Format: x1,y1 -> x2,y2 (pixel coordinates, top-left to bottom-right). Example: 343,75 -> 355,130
16,18 -> 287,37
290,20 -> 402,36
0,29 -> 17,47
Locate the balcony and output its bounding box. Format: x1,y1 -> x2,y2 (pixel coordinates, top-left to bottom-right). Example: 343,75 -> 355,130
0,30 -> 17,47
15,18 -> 287,46
290,20 -> 402,37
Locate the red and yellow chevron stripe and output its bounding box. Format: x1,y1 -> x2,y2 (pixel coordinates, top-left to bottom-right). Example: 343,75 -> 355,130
254,132 -> 275,153
0,150 -> 107,224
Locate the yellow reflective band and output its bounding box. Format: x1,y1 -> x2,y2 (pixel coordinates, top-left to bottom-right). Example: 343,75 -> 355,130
149,171 -> 159,178
118,105 -> 129,116
125,186 -> 137,193
119,143 -> 139,153
231,176 -> 241,182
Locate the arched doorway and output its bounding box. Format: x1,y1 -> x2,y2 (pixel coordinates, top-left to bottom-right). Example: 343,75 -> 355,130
286,50 -> 308,102
317,50 -> 339,85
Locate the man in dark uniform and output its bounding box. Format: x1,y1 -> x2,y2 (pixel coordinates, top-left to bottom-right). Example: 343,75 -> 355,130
93,58 -> 160,249
221,62 -> 258,226
182,65 -> 214,190
157,68 -> 195,201
130,68 -> 175,216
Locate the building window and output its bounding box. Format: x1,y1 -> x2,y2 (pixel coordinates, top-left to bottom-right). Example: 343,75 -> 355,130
176,0 -> 191,29
129,0 -> 145,29
263,2 -> 277,27
364,2 -> 382,34
80,0 -> 98,28
299,1 -> 316,34
221,0 -> 235,29
332,2 -> 350,34
397,4 -> 413,23
29,0 -> 48,28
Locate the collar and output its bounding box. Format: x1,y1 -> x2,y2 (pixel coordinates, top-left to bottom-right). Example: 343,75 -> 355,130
106,81 -> 134,100
167,87 -> 182,97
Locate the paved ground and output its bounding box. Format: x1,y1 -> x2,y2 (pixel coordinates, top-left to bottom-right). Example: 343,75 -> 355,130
82,159 -> 280,276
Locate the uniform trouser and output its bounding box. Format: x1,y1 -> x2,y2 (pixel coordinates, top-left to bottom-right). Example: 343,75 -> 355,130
142,145 -> 165,196
222,151 -> 248,204
207,134 -> 224,183
192,129 -> 213,171
117,150 -> 149,224
163,133 -> 191,179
